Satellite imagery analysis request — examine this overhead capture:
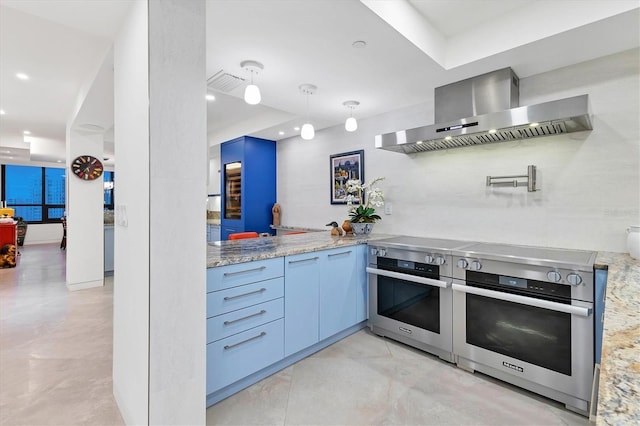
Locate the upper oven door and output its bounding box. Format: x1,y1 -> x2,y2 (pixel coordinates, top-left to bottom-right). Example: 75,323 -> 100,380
367,263 -> 452,352
452,278 -> 594,402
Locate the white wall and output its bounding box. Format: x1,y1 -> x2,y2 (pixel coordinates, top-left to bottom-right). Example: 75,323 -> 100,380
19,224 -> 60,245
208,144 -> 221,195
277,48 -> 640,253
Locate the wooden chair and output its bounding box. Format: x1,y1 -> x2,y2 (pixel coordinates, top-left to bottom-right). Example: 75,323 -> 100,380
228,232 -> 259,240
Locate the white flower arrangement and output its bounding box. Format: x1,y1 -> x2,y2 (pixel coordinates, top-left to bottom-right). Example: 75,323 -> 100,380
345,177 -> 385,223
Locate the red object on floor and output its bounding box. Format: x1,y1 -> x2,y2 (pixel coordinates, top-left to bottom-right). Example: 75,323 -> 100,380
228,232 -> 259,240
0,223 -> 17,268
0,223 -> 17,247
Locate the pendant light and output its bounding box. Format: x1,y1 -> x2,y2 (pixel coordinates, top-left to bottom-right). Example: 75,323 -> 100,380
299,84 -> 317,140
241,60 -> 264,105
343,100 -> 360,132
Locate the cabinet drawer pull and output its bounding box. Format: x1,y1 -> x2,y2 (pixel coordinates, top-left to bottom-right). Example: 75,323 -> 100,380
223,288 -> 266,300
223,310 -> 267,325
223,332 -> 267,350
223,266 -> 267,277
328,250 -> 352,257
288,256 -> 319,264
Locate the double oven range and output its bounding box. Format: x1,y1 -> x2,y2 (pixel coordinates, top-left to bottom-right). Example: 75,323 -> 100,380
368,236 -> 597,415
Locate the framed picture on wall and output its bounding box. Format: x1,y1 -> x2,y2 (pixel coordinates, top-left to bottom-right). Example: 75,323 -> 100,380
330,150 -> 364,204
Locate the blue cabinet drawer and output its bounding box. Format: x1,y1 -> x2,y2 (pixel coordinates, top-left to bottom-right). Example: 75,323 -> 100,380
207,298 -> 284,343
206,318 -> 284,394
207,277 -> 284,317
207,257 -> 284,293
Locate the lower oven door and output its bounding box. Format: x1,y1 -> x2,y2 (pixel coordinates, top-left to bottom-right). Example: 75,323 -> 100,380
452,280 -> 594,407
368,266 -> 452,357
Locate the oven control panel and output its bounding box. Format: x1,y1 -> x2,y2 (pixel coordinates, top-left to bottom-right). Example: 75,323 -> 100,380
368,245 -> 454,277
452,255 -> 593,302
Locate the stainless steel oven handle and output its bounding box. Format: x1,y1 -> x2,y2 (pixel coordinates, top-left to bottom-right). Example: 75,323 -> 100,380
366,267 -> 451,289
451,284 -> 592,317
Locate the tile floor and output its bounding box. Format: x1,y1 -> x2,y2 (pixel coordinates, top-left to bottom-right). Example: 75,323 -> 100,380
2,244 -> 589,425
207,329 -> 589,426
0,243 -> 123,426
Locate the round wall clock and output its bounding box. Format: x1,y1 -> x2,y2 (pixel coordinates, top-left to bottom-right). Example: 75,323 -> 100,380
71,155 -> 104,180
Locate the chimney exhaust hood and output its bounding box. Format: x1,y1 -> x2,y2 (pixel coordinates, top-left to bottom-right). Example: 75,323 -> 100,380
375,68 -> 592,154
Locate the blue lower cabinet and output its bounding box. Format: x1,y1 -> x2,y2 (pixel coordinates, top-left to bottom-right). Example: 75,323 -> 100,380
206,246 -> 368,401
206,257 -> 284,293
319,247 -> 358,340
104,226 -> 114,273
207,318 -> 284,394
207,298 -> 284,343
284,253 -> 320,357
595,269 -> 608,364
207,224 -> 221,242
207,277 -> 284,318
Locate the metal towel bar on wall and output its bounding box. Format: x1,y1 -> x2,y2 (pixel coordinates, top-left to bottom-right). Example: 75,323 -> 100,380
486,165 -> 537,192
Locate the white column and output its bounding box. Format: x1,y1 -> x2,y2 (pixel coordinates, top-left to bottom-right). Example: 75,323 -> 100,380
65,129 -> 104,290
147,0 -> 206,424
113,0 -> 206,424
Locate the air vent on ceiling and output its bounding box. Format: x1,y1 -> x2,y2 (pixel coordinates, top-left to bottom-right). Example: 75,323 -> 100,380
207,70 -> 245,92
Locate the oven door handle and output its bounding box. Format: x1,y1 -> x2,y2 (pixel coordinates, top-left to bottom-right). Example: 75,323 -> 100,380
366,267 -> 451,288
451,284 -> 592,317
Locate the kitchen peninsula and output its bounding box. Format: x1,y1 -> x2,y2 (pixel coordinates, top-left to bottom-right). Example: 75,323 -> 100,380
205,231 -> 388,406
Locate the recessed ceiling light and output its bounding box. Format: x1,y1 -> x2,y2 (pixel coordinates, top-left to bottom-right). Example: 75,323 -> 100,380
1,150 -> 11,154
16,73 -> 29,80
76,123 -> 104,132
416,141 -> 423,145
529,122 -> 539,127
488,129 -> 497,134
206,93 -> 215,101
57,160 -> 63,163
0,109 -> 5,115
23,130 -> 31,135
352,40 -> 367,49
444,136 -> 452,140
278,131 -> 284,136
293,127 -> 300,131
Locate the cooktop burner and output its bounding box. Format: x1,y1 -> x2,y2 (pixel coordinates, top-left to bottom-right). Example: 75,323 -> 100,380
372,236 -> 474,252
456,242 -> 597,270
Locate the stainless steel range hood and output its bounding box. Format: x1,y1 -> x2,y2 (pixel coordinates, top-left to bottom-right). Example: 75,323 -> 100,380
376,68 -> 592,154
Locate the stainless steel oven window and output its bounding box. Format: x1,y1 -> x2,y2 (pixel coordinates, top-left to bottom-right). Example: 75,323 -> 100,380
465,293 -> 572,375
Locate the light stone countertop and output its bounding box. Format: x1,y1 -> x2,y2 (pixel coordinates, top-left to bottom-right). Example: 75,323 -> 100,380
595,251 -> 640,425
206,231 -> 390,268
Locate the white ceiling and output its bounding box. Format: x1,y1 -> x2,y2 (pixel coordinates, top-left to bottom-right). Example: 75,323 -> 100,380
0,0 -> 639,164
